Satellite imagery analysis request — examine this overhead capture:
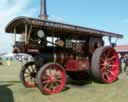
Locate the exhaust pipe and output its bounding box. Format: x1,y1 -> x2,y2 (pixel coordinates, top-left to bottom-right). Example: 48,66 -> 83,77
40,0 -> 48,20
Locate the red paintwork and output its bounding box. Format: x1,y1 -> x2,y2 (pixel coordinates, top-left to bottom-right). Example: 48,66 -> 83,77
66,59 -> 89,71
24,81 -> 36,88
40,64 -> 66,94
100,48 -> 119,83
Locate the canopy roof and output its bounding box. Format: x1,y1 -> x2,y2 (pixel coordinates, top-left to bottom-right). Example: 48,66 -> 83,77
5,16 -> 123,38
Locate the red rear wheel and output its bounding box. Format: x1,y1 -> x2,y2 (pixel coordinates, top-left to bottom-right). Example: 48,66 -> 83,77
91,46 -> 119,83
20,62 -> 37,88
36,63 -> 66,94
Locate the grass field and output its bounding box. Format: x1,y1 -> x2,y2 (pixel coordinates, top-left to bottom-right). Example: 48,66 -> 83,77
0,61 -> 128,102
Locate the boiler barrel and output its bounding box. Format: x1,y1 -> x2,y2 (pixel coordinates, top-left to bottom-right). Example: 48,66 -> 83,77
39,49 -> 67,64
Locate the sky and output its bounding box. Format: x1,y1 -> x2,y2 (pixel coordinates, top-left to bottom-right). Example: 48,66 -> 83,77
0,0 -> 128,53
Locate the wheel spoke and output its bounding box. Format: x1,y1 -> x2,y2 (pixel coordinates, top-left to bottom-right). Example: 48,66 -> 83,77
54,81 -> 60,87
29,75 -> 35,82
56,79 -> 62,83
103,72 -> 110,81
43,80 -> 50,84
42,75 -> 49,80
53,69 -> 58,75
24,71 -> 31,75
51,68 -> 57,76
30,76 -> 33,81
56,70 -> 61,75
101,66 -> 106,72
108,70 -> 115,77
46,69 -> 52,75
34,66 -> 37,72
105,74 -> 110,81
26,76 -> 32,82
27,67 -> 32,73
44,82 -> 50,89
29,65 -> 34,72
107,55 -> 116,62
100,63 -> 106,66
49,81 -> 54,90
109,64 -> 117,67
48,68 -> 53,74
56,76 -> 62,80
108,60 -> 114,64
32,65 -> 36,72
24,74 -> 31,78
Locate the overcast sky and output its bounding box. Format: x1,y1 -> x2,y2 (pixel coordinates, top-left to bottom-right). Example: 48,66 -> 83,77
0,0 -> 128,53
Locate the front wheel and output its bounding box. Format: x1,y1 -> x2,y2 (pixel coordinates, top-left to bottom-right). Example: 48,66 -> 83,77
36,63 -> 66,95
91,46 -> 120,83
20,62 -> 38,88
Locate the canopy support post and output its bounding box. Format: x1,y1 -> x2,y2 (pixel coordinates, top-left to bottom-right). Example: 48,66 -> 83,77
25,24 -> 28,44
109,36 -> 112,46
13,28 -> 16,45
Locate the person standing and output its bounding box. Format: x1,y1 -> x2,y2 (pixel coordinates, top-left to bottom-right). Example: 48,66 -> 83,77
124,54 -> 128,75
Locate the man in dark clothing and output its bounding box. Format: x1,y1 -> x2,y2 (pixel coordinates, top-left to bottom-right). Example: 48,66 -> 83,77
124,56 -> 128,75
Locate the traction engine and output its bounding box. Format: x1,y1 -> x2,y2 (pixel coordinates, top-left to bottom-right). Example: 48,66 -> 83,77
5,0 -> 123,95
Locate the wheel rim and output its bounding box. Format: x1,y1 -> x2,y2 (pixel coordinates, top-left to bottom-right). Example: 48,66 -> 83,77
100,48 -> 119,83
23,63 -> 37,87
40,64 -> 66,94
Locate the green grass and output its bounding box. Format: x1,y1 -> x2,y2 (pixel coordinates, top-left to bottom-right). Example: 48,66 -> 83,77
0,61 -> 128,102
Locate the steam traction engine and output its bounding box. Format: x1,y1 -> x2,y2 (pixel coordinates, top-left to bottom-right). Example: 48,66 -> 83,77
5,0 -> 123,95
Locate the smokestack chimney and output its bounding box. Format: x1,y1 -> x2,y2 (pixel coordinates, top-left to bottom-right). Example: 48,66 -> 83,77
40,0 -> 48,20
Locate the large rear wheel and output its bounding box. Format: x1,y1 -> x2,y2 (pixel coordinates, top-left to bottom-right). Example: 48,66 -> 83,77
36,63 -> 66,95
91,46 -> 119,83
